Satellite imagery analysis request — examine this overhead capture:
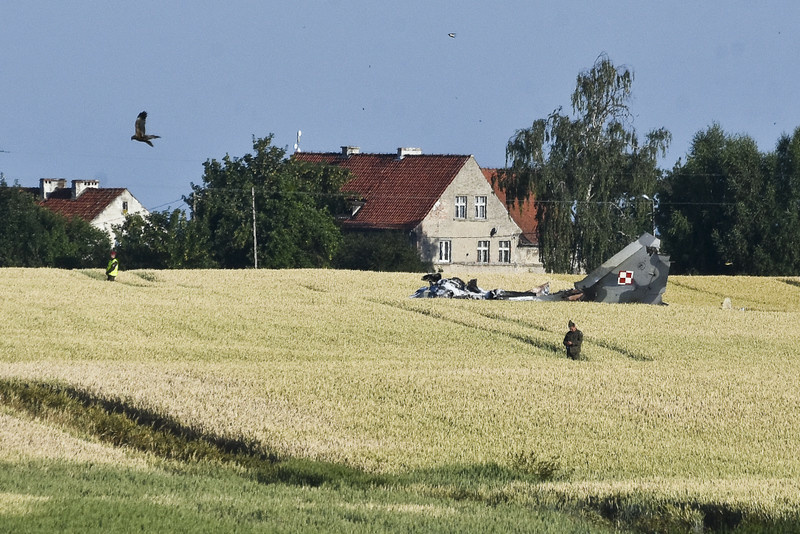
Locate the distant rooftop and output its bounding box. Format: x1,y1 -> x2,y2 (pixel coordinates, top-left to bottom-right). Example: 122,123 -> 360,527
295,148 -> 471,230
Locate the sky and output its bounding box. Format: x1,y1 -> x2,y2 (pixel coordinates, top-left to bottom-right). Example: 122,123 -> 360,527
2,2 -> 798,211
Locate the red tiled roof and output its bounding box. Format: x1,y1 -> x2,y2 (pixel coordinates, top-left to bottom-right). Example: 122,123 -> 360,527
482,168 -> 539,245
294,152 -> 471,230
37,188 -> 127,222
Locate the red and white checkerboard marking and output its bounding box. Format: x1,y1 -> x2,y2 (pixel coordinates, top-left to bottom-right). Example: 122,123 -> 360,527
618,270 -> 634,285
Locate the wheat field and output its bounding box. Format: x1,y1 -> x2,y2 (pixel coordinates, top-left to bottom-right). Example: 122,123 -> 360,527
1,267 -> 799,530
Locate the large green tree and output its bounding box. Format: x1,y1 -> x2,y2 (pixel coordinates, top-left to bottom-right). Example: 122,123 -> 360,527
187,135 -> 351,269
503,55 -> 670,272
658,124 -> 800,275
113,210 -> 215,269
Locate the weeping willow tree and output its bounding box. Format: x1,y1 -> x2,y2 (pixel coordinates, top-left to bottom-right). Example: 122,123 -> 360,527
502,54 -> 671,272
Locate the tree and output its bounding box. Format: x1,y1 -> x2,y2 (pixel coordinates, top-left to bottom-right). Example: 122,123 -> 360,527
768,127 -> 800,273
659,124 -> 800,275
503,54 -> 670,272
332,231 -> 431,272
187,135 -> 351,269
0,178 -> 110,268
114,210 -> 215,269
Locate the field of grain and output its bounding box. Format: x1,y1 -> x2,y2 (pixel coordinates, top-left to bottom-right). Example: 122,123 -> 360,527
1,267 -> 799,531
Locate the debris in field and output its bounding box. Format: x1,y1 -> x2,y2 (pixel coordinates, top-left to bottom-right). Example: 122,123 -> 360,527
411,233 -> 671,305
722,297 -> 732,310
411,276 -> 554,300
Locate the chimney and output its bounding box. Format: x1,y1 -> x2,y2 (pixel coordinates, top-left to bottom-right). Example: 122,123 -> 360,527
39,178 -> 67,200
397,147 -> 422,159
72,179 -> 99,199
341,146 -> 360,157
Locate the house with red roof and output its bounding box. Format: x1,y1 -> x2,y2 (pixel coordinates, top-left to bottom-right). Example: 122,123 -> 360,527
30,178 -> 148,243
295,147 -> 542,272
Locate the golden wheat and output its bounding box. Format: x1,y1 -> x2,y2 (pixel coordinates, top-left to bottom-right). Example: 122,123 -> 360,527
1,267 -> 799,516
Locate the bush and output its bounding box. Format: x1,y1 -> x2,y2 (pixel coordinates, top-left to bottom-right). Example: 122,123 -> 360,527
333,230 -> 430,272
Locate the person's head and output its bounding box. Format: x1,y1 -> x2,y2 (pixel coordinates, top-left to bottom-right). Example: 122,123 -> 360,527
110,250 -> 116,258
568,320 -> 576,331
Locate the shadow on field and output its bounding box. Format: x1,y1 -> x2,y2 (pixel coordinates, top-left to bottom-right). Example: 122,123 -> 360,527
376,299 -> 651,361
783,278 -> 800,289
0,378 -> 792,533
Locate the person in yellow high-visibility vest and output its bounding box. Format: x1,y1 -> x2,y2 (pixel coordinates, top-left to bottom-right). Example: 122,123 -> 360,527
106,251 -> 119,281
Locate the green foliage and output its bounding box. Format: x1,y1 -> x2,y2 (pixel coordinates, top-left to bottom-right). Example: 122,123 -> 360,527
504,54 -> 670,273
188,135 -> 350,268
659,124 -> 800,275
0,179 -> 110,268
114,210 -> 215,269
0,461 -> 609,534
333,230 -> 431,272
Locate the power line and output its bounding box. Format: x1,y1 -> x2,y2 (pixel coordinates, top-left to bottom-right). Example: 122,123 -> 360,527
188,186 -> 746,207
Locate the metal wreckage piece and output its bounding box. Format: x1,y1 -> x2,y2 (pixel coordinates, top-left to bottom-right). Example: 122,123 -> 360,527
411,233 -> 671,305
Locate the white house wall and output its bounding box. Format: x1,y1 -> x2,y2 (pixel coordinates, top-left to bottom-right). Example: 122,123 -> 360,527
416,157 -> 543,273
92,190 -> 148,243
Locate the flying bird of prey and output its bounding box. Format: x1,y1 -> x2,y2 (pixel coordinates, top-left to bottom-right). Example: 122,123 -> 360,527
131,111 -> 160,147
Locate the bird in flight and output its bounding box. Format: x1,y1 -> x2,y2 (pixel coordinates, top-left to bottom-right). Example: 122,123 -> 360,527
131,111 -> 160,146
448,33 -> 456,38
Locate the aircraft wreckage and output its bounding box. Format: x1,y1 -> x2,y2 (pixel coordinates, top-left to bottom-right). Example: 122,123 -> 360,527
411,233 -> 670,305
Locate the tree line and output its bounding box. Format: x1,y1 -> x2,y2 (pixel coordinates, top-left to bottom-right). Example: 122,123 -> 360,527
0,138 -> 425,272
503,54 -> 800,275
2,55 -> 799,275
0,175 -> 110,268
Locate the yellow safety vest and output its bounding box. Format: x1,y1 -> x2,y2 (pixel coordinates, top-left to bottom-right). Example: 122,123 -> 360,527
106,258 -> 119,277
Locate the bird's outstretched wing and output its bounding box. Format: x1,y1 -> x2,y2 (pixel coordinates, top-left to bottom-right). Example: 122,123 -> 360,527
134,111 -> 148,137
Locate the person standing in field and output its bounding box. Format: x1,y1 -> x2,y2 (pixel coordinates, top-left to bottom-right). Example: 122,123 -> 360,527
106,250 -> 119,281
563,320 -> 583,360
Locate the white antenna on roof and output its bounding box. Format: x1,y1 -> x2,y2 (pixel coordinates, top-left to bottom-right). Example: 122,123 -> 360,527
294,130 -> 302,153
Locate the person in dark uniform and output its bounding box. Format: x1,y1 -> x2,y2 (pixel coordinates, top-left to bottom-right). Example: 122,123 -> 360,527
563,320 -> 583,360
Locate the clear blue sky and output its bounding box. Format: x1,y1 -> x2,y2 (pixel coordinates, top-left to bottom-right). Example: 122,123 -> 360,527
2,2 -> 798,211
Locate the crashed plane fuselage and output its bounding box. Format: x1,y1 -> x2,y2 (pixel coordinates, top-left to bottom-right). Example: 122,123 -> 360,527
411,233 -> 670,305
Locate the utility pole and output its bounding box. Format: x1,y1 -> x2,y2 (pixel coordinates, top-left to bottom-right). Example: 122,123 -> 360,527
251,187 -> 258,269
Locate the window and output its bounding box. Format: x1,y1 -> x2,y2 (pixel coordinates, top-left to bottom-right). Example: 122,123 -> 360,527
122,201 -> 129,215
498,240 -> 511,263
454,196 -> 467,219
477,240 -> 490,263
439,240 -> 451,263
474,196 -> 487,219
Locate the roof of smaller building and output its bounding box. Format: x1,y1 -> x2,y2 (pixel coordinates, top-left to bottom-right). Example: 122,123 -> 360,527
37,188 -> 128,222
295,152 -> 471,230
482,168 -> 538,245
